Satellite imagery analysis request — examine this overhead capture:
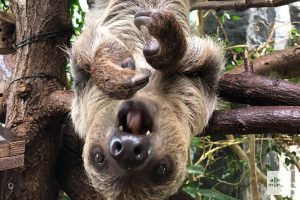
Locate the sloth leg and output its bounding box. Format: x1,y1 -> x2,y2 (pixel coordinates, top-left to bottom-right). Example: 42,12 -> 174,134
90,40 -> 151,99
134,10 -> 187,73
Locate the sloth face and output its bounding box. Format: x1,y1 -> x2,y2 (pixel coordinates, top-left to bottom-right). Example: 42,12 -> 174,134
80,97 -> 189,200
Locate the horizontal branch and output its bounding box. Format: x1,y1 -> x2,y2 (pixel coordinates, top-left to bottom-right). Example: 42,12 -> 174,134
228,46 -> 300,78
52,88 -> 300,136
219,73 -> 300,106
191,0 -> 299,11
47,90 -> 73,116
204,106 -> 300,135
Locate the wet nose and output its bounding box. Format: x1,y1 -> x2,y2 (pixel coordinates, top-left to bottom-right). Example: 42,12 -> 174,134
109,133 -> 151,169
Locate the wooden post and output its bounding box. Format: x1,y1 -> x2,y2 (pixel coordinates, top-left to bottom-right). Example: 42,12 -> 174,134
0,0 -> 71,199
0,126 -> 25,171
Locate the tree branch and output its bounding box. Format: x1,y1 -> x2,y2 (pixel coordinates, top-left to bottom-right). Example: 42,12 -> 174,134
248,135 -> 260,200
205,106 -> 300,135
47,90 -> 73,116
191,0 -> 299,11
228,46 -> 300,79
50,92 -> 300,135
219,73 -> 300,106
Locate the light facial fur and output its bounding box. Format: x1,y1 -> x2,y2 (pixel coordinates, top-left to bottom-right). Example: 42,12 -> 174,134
70,0 -> 224,199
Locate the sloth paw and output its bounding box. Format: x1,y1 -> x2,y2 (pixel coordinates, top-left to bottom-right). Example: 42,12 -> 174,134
91,57 -> 151,99
134,10 -> 187,72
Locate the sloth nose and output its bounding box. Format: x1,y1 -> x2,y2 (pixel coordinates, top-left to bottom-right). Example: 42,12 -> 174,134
109,133 -> 151,169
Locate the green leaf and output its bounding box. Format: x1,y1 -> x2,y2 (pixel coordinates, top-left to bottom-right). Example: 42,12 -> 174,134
198,189 -> 236,200
231,15 -> 241,21
187,166 -> 203,175
234,47 -> 244,53
183,181 -> 200,198
183,186 -> 236,200
191,137 -> 201,147
285,157 -> 291,166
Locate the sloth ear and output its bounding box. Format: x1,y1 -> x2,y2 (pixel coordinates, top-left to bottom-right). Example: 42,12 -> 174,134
72,64 -> 91,93
87,0 -> 95,9
88,0 -> 110,9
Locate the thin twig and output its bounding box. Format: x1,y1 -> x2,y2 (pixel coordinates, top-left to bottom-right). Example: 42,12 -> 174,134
248,134 -> 260,200
191,0 -> 299,11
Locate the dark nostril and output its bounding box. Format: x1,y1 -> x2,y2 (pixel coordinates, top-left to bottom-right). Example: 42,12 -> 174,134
134,145 -> 143,158
114,141 -> 123,154
110,139 -> 123,156
108,133 -> 151,169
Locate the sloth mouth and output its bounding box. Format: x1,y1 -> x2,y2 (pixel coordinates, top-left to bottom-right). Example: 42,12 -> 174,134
117,100 -> 154,135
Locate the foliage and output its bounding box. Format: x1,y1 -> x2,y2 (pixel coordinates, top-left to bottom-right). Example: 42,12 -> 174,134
184,9 -> 300,200
291,27 -> 300,46
0,0 -> 8,11
71,0 -> 86,36
58,192 -> 71,200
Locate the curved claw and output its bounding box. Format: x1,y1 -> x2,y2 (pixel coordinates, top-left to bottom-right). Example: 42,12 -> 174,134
135,11 -> 152,18
134,11 -> 153,30
129,68 -> 151,88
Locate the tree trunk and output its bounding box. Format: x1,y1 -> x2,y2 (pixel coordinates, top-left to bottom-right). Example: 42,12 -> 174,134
0,0 -> 71,199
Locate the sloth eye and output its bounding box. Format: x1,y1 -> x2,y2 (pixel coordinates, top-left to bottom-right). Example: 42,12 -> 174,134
151,157 -> 173,182
95,152 -> 105,165
155,164 -> 167,176
90,146 -> 106,168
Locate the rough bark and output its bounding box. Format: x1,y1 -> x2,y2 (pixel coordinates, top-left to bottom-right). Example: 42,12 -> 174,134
48,90 -> 73,115
205,106 -> 300,135
219,73 -> 300,106
191,0 -> 299,11
0,0 -> 71,199
228,46 -> 300,79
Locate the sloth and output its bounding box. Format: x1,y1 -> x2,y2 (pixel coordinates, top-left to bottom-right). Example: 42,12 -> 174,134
70,0 -> 224,199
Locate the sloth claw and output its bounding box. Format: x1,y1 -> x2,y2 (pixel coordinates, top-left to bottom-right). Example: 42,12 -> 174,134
129,68 -> 151,87
135,11 -> 152,18
134,15 -> 152,30
134,10 -> 186,72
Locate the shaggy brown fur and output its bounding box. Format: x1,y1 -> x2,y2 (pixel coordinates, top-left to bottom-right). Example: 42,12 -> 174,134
70,0 -> 224,199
